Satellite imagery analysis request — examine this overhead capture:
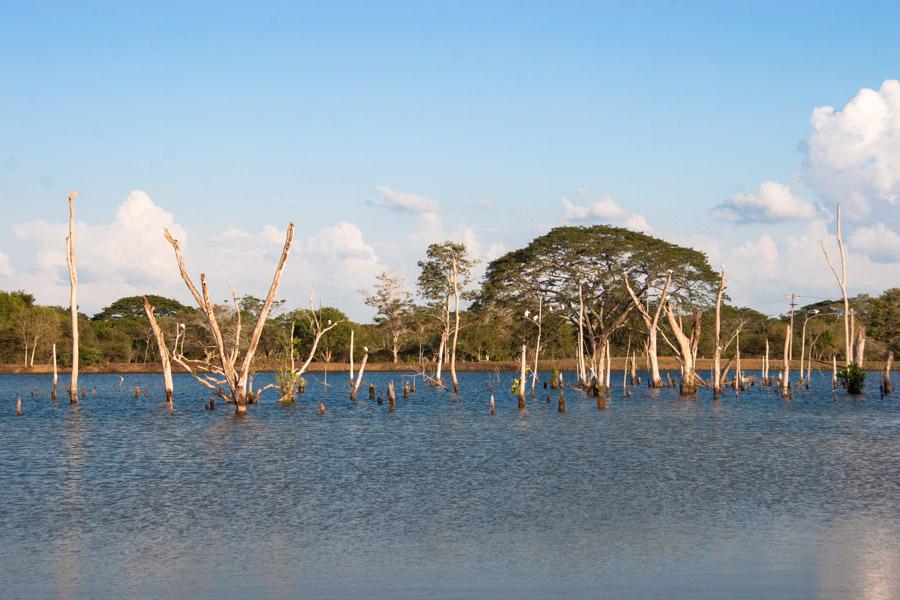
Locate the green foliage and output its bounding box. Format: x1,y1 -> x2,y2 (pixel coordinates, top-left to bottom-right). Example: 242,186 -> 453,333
511,377 -> 521,395
839,362 -> 866,394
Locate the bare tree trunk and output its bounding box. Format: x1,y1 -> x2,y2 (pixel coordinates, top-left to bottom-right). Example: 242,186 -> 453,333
518,343 -> 526,409
66,192 -> 79,404
531,296 -> 542,397
164,223 -> 294,414
605,339 -> 611,390
821,204 -> 853,366
781,325 -> 791,397
143,296 -> 174,404
713,269 -> 726,394
52,343 -> 58,400
764,338 -> 770,381
351,352 -> 368,399
663,302 -> 701,394
349,329 -> 354,382
854,326 -> 866,367
735,330 -> 743,391
624,271 -> 672,387
884,351 -> 893,395
832,355 -> 838,387
577,284 -> 586,386
450,258 -> 461,393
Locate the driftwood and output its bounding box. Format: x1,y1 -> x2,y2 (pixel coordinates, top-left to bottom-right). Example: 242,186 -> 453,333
66,192 -> 79,403
164,223 -> 294,414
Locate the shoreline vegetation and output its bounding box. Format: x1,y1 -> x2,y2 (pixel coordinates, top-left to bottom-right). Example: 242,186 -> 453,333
1,357 -> 890,375
1,196 -> 894,410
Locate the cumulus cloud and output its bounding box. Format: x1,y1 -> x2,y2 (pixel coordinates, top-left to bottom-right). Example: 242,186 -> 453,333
0,191 -> 387,317
805,79 -> 900,220
369,186 -> 439,214
0,250 -> 13,277
560,192 -> 651,232
849,222 -> 900,263
712,181 -> 819,223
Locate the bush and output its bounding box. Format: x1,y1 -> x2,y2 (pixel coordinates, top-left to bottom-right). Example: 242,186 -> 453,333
839,362 -> 865,394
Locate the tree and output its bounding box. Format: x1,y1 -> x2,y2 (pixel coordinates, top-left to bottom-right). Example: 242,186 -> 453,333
164,223 -> 294,414
364,271 -> 413,364
417,242 -> 476,391
481,225 -> 718,387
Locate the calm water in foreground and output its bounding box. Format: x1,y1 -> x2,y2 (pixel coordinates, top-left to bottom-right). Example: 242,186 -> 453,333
1,370 -> 898,599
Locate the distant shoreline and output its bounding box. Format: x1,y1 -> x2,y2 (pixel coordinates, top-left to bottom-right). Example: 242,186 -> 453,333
0,357 -> 889,375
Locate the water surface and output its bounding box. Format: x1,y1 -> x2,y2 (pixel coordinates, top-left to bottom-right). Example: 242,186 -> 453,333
1,370 -> 898,599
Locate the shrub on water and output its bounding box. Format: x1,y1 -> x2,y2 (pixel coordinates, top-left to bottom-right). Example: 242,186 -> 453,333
839,362 -> 865,394
511,377 -> 521,396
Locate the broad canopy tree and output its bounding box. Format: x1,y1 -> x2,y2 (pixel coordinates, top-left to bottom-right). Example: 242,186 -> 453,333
480,225 -> 719,389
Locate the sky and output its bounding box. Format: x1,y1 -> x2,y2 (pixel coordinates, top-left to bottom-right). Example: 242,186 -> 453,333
1,1 -> 899,320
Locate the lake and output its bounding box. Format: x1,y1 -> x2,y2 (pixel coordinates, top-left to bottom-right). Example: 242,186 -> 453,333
1,370 -> 898,599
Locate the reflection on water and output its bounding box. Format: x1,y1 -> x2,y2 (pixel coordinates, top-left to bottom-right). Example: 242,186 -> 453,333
1,370 -> 898,599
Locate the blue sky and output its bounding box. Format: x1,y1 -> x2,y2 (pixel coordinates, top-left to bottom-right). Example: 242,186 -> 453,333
1,2 -> 899,318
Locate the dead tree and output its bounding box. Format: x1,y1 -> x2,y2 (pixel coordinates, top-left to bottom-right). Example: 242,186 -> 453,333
884,351 -> 893,394
661,301 -> 703,394
712,268 -> 726,394
351,350 -> 369,399
450,257 -> 461,393
623,270 -> 672,387
164,224 -> 294,414
518,343 -> 526,409
51,343 -> 58,401
781,324 -> 792,397
577,284 -> 587,386
66,192 -> 79,403
854,326 -> 866,367
821,204 -> 854,366
142,296 -> 174,403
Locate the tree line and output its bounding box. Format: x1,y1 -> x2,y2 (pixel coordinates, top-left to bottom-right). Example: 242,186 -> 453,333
2,225 -> 896,371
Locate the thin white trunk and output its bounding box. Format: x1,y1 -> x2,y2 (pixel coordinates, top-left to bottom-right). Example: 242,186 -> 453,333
349,329 -> 355,381
450,258 -> 461,393
820,204 -> 853,366
66,192 -> 79,403
781,325 -> 791,397
143,296 -> 174,403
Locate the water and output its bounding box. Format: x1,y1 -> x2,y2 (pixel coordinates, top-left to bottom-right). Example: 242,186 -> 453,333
1,370 -> 898,599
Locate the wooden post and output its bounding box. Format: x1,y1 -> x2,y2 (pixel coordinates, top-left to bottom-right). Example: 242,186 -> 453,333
66,192 -> 79,404
518,343 -> 526,409
143,296 -> 174,404
403,382 -> 409,398
781,325 -> 791,397
490,393 -> 495,416
319,401 -> 325,415
388,381 -> 396,412
558,391 -> 565,413
51,343 -> 58,401
368,383 -> 375,400
16,397 -> 21,416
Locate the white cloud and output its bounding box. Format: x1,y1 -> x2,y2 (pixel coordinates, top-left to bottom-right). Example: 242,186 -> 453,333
849,222 -> 900,263
712,181 -> 819,223
560,192 -> 652,232
0,250 -> 12,277
369,186 -> 439,214
805,79 -> 900,220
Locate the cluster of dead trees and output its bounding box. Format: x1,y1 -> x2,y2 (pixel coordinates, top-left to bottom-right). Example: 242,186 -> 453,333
15,195 -> 895,416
